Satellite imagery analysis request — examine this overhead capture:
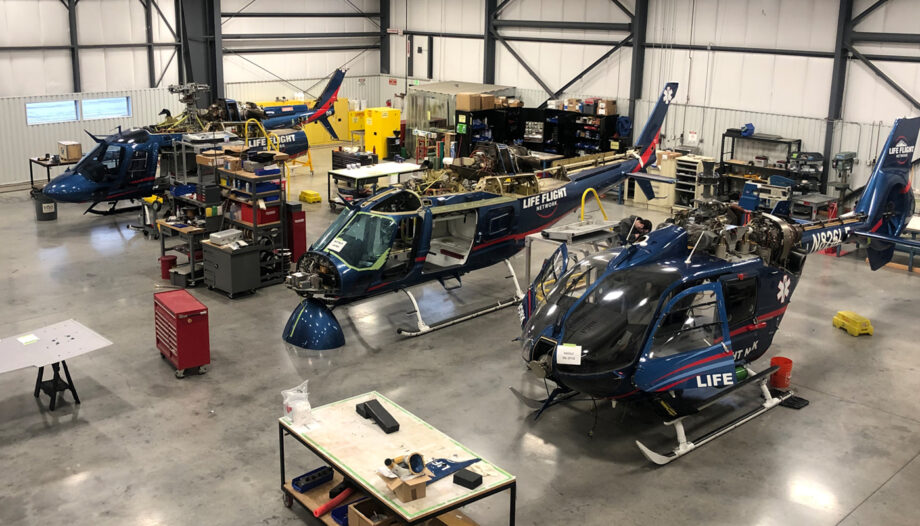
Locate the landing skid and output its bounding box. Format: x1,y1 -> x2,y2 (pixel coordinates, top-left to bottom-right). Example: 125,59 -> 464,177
84,201 -> 141,216
396,259 -> 524,337
635,365 -> 795,465
509,386 -> 577,420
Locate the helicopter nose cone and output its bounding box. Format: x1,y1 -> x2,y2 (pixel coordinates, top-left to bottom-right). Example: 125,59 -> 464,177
283,298 -> 345,350
43,172 -> 91,203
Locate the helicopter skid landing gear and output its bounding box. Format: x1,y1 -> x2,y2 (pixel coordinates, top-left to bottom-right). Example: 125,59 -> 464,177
635,365 -> 794,465
85,201 -> 141,216
397,259 -> 524,337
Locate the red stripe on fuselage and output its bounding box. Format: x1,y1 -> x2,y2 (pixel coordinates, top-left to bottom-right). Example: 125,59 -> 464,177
650,350 -> 733,386
472,215 -> 566,251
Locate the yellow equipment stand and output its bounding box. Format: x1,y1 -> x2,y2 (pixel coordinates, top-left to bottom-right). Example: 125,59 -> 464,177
832,311 -> 874,336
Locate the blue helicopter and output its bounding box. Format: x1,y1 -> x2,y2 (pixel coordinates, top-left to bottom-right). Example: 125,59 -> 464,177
518,116 -> 920,464
282,83 -> 681,350
42,69 -> 346,213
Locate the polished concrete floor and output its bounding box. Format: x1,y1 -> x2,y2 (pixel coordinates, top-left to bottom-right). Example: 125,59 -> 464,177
1,147 -> 919,525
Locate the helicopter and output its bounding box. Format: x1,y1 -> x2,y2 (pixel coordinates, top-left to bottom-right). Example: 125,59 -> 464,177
518,116 -> 920,464
282,83 -> 681,350
150,68 -> 346,138
42,70 -> 346,214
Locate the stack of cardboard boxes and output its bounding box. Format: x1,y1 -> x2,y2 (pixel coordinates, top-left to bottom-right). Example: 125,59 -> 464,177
545,98 -> 617,115
456,93 -> 523,111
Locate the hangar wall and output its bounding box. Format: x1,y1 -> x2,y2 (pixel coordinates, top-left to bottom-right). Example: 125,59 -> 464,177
0,0 -> 179,96
0,88 -> 181,187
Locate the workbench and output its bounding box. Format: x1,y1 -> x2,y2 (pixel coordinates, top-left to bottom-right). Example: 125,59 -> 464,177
279,391 -> 516,525
157,219 -> 207,287
327,162 -> 424,210
790,192 -> 838,220
29,157 -> 77,191
0,319 -> 112,410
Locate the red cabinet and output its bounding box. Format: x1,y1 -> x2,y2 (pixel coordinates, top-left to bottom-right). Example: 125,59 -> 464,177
154,290 -> 210,377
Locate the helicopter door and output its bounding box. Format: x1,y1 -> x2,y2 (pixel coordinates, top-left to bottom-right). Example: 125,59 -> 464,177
633,283 -> 735,393
125,150 -> 151,185
520,243 -> 568,326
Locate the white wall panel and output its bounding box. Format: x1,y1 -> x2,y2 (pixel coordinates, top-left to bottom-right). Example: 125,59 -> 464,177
80,49 -> 150,92
404,0 -> 483,34
76,0 -> 147,45
842,59 -> 920,124
0,88 -> 181,186
223,49 -> 379,84
0,51 -> 74,96
0,0 -> 71,46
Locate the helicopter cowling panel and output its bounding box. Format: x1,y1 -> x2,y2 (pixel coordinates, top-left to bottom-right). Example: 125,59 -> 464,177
282,298 -> 345,350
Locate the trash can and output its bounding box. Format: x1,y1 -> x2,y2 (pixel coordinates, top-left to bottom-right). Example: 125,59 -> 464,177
32,191 -> 58,221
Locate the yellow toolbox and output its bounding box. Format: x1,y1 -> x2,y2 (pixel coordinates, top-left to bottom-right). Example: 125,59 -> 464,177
299,190 -> 322,203
364,107 -> 401,158
832,311 -> 874,336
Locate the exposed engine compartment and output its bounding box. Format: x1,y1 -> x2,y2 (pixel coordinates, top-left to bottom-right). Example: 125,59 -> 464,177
669,200 -> 805,272
285,252 -> 340,297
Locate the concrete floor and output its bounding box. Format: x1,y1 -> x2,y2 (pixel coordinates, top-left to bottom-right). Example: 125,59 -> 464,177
1,146 -> 919,525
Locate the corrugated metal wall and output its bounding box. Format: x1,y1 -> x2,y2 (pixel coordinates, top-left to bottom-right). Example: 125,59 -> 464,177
224,75 -> 381,106
0,88 -> 180,186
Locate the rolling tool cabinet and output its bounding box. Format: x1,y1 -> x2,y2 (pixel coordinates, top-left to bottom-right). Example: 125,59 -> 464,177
154,290 -> 210,378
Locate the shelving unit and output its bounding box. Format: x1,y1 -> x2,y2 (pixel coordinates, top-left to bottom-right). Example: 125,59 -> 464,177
674,154 -> 717,208
719,128 -> 801,197
572,114 -> 618,154
218,165 -> 288,288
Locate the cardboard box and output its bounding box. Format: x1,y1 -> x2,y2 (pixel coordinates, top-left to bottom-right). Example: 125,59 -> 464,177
565,98 -> 581,112
348,500 -> 402,526
495,96 -> 507,107
456,93 -> 480,112
479,94 -> 495,110
222,157 -> 241,171
597,99 -> 617,116
196,154 -> 223,167
381,472 -> 431,503
546,99 -> 563,110
426,510 -> 479,526
58,140 -> 82,161
508,98 -> 524,108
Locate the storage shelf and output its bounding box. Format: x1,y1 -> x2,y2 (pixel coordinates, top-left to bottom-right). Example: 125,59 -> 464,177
227,217 -> 281,229
283,471 -> 367,526
225,194 -> 282,207
219,184 -> 280,198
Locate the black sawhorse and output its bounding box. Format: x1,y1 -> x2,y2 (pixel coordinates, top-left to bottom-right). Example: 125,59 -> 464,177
34,360 -> 80,411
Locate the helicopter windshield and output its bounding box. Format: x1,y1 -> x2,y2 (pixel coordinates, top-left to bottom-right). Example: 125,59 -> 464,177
525,260 -> 678,375
77,142 -> 126,183
312,208 -> 356,251
323,212 -> 397,270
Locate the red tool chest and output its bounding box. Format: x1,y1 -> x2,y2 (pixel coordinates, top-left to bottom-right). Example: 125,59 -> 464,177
154,290 -> 210,378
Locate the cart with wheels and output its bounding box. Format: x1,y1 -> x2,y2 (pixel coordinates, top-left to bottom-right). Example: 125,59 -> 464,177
154,290 -> 210,378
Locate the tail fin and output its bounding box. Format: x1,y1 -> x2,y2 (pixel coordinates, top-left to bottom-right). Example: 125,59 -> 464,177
634,82 -> 678,169
854,116 -> 920,269
306,68 -> 346,124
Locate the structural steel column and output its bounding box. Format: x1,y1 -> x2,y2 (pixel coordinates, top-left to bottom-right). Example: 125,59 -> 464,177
145,0 -> 156,88
628,0 -> 648,122
179,0 -> 222,101
380,0 -> 390,75
67,0 -> 81,92
484,0 -> 497,84
823,0 -> 854,194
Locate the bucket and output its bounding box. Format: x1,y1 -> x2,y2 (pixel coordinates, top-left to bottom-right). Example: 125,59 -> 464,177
33,191 -> 58,221
159,255 -> 177,280
770,356 -> 793,389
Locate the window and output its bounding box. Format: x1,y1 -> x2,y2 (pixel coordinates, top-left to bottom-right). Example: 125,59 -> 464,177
326,213 -> 396,270
723,277 -> 757,328
82,97 -> 132,120
26,100 -> 79,125
650,289 -> 723,358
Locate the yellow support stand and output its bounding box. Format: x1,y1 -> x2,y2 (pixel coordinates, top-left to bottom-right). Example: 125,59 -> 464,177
832,311 -> 874,336
580,188 -> 609,222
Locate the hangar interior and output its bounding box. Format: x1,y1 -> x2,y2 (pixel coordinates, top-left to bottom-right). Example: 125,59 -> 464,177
1,1 -> 920,525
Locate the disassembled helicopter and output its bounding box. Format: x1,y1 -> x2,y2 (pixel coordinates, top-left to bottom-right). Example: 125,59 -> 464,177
518,116 -> 920,464
42,69 -> 346,214
281,83 -> 681,350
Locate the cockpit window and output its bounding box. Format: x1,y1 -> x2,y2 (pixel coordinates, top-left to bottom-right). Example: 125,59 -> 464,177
312,209 -> 355,251
324,212 -> 397,270
79,142 -> 125,183
649,289 -> 723,358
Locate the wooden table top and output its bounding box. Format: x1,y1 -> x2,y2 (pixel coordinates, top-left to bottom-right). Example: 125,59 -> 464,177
281,391 -> 514,522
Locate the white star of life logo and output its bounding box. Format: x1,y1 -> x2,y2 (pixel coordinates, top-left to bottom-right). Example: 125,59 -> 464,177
662,86 -> 673,105
776,275 -> 791,303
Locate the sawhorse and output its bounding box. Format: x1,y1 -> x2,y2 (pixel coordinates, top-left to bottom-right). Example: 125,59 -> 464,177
34,360 -> 80,411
